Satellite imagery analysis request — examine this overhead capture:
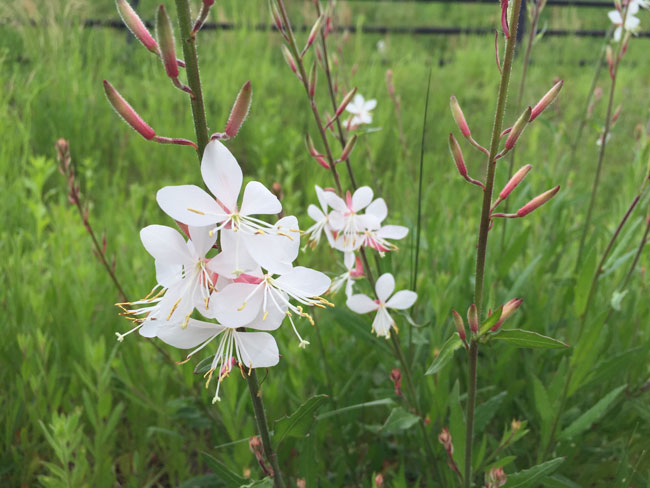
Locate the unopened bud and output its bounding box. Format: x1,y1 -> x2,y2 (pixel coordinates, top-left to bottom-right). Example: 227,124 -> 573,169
309,60 -> 317,98
304,15 -> 323,52
501,0 -> 510,38
305,133 -> 319,157
386,69 -> 395,97
517,185 -> 560,217
451,310 -> 466,341
270,2 -> 283,31
492,298 -> 523,331
448,133 -> 467,177
335,87 -> 357,117
467,304 -> 478,333
374,473 -> 384,488
505,106 -> 532,150
248,435 -> 263,453
103,80 -> 155,140
281,45 -> 298,74
340,134 -> 358,162
499,164 -> 532,200
486,467 -> 507,488
389,368 -> 402,396
530,80 -> 563,122
156,4 -> 178,79
450,95 -> 471,138
438,427 -> 453,451
116,0 -> 158,53
511,419 -> 522,432
606,45 -> 614,80
225,81 -> 252,139
611,104 -> 622,124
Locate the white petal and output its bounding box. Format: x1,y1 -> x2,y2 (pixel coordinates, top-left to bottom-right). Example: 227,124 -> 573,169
386,290 -> 417,310
235,332 -> 279,368
325,192 -> 347,212
359,112 -> 373,124
157,319 -> 223,349
629,2 -> 640,14
352,186 -> 374,211
139,319 -> 162,338
155,261 -> 183,288
364,99 -> 377,111
208,230 -> 258,278
372,308 -> 393,338
608,10 -> 622,24
358,213 -> 382,231
366,198 -> 387,223
347,294 -> 379,314
315,185 -> 329,212
614,26 -> 623,41
328,211 -> 344,230
157,185 -> 224,226
375,273 -> 395,302
140,225 -> 194,265
274,266 -> 331,297
377,225 -> 409,240
188,226 -> 218,257
211,282 -> 263,326
625,15 -> 640,30
246,290 -> 288,331
243,216 -> 300,274
343,251 -> 355,270
308,204 -> 326,222
201,140 -> 242,212
240,181 -> 282,216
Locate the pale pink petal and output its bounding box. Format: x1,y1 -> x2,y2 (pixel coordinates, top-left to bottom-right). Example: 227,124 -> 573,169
157,185 -> 225,226
386,290 -> 417,310
240,181 -> 282,216
200,140 -> 242,211
375,273 -> 395,302
235,332 -> 279,368
347,294 -> 379,314
140,225 -> 194,265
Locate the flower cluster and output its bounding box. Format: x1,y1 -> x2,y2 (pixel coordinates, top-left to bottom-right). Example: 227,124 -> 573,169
608,0 -> 648,41
118,140 -> 331,403
343,93 -> 376,130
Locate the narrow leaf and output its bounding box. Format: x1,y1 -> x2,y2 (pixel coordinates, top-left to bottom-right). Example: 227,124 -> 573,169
317,398 -> 395,420
491,329 -> 569,349
201,452 -> 246,484
504,457 -> 565,487
381,407 -> 420,434
559,385 -> 626,440
425,335 -> 463,375
274,394 -> 328,444
474,391 -> 507,433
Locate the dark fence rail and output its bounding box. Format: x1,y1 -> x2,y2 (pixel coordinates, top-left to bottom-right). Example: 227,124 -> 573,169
348,0 -> 614,6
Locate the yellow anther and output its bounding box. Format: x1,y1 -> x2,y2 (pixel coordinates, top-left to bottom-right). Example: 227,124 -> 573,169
248,363 -> 252,376
187,208 -> 206,215
277,232 -> 295,240
263,311 -> 269,321
204,297 -> 210,309
306,314 -> 315,326
177,356 -> 193,365
254,229 -> 266,235
181,314 -> 191,329
204,368 -> 215,388
237,301 -> 247,311
167,297 -> 182,320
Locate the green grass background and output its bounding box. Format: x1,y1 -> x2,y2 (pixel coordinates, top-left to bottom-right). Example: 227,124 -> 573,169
1,0 -> 649,486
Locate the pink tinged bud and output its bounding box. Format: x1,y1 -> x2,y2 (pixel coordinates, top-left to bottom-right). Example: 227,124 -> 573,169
374,473 -> 384,488
225,81 -> 252,139
116,0 -> 158,53
103,80 -> 155,140
501,0 -> 510,38
450,95 -> 471,138
606,46 -> 615,80
156,5 -> 179,79
336,87 -> 357,117
438,427 -> 453,451
304,15 -> 323,52
448,133 -> 467,177
451,310 -> 466,341
339,134 -> 357,162
281,45 -> 298,74
505,106 -> 532,150
467,304 -> 479,333
530,80 -> 563,122
611,104 -> 622,124
517,185 -> 560,217
492,298 -> 523,331
308,60 -> 317,99
305,133 -> 320,157
315,155 -> 331,170
499,164 -> 532,200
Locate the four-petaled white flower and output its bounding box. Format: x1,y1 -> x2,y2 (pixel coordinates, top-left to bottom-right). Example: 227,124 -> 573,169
346,273 -> 417,338
344,93 -> 377,129
330,252 -> 364,298
305,185 -> 335,248
326,186 -> 381,252
608,3 -> 641,41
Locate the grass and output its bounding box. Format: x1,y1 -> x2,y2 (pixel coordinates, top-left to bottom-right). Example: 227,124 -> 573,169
1,0 -> 649,486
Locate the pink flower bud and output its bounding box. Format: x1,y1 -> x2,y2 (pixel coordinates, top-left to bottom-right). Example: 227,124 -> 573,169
304,15 -> 323,52
606,45 -> 615,80
505,106 -> 532,150
517,185 -> 560,217
486,467 -> 507,488
492,298 -> 523,331
501,0 -> 510,38
156,4 -> 179,79
116,0 -> 158,54
438,427 -> 453,451
374,473 -> 384,488
305,133 -> 320,157
530,80 -> 563,122
452,310 -> 466,341
499,164 -> 532,200
448,133 -> 467,177
281,45 -> 298,75
467,304 -> 478,333
450,95 -> 471,138
389,368 -> 402,396
335,88 -> 357,118
611,104 -> 622,124
308,60 -> 317,99
103,80 -> 155,140
339,134 -> 358,162
224,81 -> 252,139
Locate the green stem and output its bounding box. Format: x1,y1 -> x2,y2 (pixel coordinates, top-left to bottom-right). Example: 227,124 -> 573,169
246,369 -> 286,488
174,0 -> 210,159
466,1 -> 523,485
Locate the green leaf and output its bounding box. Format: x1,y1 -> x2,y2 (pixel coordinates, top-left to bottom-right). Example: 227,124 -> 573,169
201,452 -> 246,485
541,474 -> 582,488
498,227 -> 530,277
241,478 -> 274,487
574,247 -> 596,316
193,356 -> 213,375
317,398 -> 395,420
381,407 -> 420,434
559,385 -> 626,440
425,335 -> 463,375
485,455 -> 516,471
178,474 -> 222,488
474,391 -> 507,434
479,307 -> 503,336
274,394 -> 328,444
491,329 -> 569,349
504,457 -> 565,487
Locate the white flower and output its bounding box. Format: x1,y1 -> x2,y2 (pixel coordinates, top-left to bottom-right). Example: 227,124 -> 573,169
346,273 -> 417,338
608,4 -> 641,41
155,317 -> 279,403
330,252 -> 364,298
305,185 -> 335,248
358,197 -> 409,254
376,40 -> 386,55
344,93 -> 377,128
631,0 -> 650,9
156,140 -> 298,274
327,186 -> 381,252
117,225 -> 217,340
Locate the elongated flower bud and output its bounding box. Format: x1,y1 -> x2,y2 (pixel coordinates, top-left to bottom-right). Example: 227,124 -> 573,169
517,185 -> 560,217
335,87 -> 357,117
305,133 -> 319,157
499,164 -> 532,200
505,106 -> 532,150
606,45 -> 615,80
156,5 -> 179,79
450,95 -> 471,138
339,134 -> 358,162
501,0 -> 510,38
611,104 -> 622,124
530,80 -> 563,122
281,45 -> 298,74
467,304 -> 478,333
492,298 -> 523,331
452,310 -> 466,341
103,80 -> 155,140
224,81 -> 252,139
449,133 -> 467,177
304,15 -> 323,53
116,0 -> 158,53
308,60 -> 317,99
